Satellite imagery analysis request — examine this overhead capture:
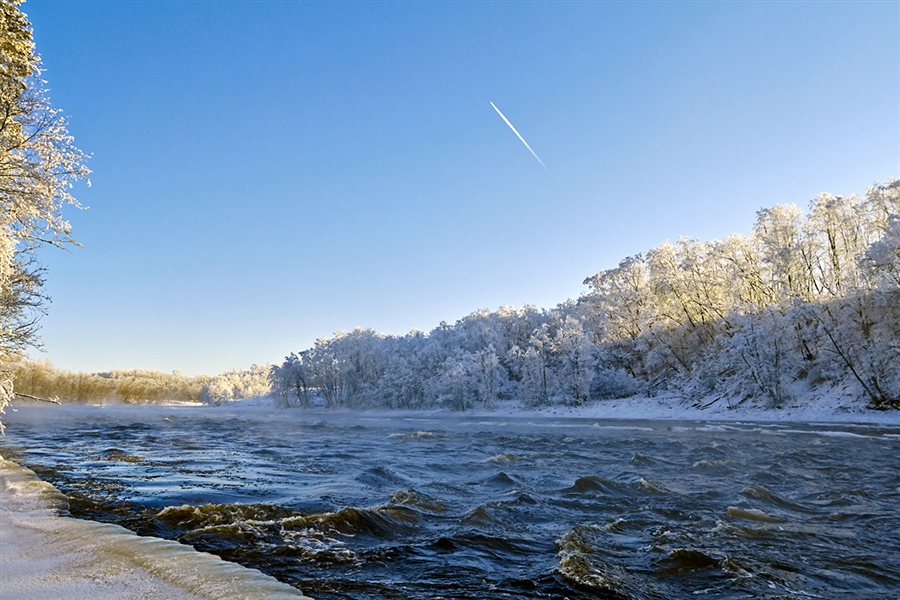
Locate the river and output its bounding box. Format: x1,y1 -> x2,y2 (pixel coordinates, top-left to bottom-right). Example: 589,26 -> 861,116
2,404 -> 898,599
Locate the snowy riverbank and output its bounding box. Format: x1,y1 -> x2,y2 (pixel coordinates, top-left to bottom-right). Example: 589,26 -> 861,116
212,391 -> 900,425
0,455 -> 310,600
10,389 -> 900,427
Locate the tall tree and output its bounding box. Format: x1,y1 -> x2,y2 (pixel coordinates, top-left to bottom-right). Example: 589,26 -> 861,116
0,0 -> 89,423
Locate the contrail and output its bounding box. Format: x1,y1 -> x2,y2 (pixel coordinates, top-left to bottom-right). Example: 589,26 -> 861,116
490,101 -> 552,175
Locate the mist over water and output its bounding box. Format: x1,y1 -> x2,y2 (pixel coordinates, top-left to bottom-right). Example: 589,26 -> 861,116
3,405 -> 899,599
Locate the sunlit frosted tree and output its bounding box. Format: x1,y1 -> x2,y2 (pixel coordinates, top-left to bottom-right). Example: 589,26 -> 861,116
268,179 -> 898,412
0,0 -> 90,424
201,364 -> 272,405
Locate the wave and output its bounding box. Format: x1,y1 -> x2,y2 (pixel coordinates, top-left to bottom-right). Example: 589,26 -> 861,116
726,506 -> 785,523
387,430 -> 438,440
429,532 -> 537,558
461,505 -> 501,526
480,471 -> 521,489
390,488 -> 445,513
563,475 -> 668,497
281,504 -> 421,537
629,452 -> 655,465
355,465 -> 410,487
555,525 -> 655,599
152,495 -> 428,570
157,503 -> 296,532
158,503 -> 408,566
655,547 -> 722,573
485,453 -> 520,463
592,424 -> 655,432
780,429 -> 871,439
692,459 -> 737,473
739,484 -> 814,513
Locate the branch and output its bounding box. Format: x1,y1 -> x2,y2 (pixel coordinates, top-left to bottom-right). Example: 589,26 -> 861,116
14,392 -> 60,404
696,394 -> 724,410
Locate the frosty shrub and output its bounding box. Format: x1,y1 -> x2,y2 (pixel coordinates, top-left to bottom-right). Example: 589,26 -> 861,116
590,368 -> 643,400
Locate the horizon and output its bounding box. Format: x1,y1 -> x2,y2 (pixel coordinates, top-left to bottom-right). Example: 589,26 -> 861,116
23,1 -> 900,376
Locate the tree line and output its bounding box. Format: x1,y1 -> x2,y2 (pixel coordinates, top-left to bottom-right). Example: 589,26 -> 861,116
272,180 -> 899,411
11,360 -> 273,405
11,360 -> 209,404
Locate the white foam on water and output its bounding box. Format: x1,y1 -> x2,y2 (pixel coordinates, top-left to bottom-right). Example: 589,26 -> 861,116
779,429 -> 871,438
694,425 -> 741,432
0,455 -> 311,600
590,424 -> 655,431
725,506 -> 784,523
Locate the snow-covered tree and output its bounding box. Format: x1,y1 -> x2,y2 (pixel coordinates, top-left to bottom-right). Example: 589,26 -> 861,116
0,1 -> 90,426
270,179 -> 898,412
551,316 -> 595,406
201,364 -> 272,405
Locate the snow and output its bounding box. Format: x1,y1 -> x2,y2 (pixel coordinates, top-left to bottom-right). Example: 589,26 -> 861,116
0,455 -> 310,600
211,392 -> 900,425
477,394 -> 900,425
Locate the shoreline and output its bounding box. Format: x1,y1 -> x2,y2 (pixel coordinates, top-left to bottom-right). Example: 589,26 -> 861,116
0,455 -> 310,600
207,393 -> 900,426
10,391 -> 900,425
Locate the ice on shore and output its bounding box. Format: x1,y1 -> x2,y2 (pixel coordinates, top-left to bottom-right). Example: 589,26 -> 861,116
0,455 -> 310,600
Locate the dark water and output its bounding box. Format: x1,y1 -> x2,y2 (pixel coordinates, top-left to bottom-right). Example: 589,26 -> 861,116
3,405 -> 900,599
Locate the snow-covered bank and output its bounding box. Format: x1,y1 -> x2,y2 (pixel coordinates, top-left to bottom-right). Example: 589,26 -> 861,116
15,390 -> 899,425
211,393 -> 900,425
0,455 -> 310,600
479,394 -> 900,424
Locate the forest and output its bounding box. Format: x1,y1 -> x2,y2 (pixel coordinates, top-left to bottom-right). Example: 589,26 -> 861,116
270,180 -> 900,411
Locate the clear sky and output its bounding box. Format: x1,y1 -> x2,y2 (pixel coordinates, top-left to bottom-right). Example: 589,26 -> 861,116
25,0 -> 900,376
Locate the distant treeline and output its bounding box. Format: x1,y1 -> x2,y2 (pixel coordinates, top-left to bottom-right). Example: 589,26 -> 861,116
271,180 -> 900,411
11,360 -> 272,405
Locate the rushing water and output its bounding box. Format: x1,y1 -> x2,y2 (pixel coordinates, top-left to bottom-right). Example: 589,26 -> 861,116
2,404 -> 899,599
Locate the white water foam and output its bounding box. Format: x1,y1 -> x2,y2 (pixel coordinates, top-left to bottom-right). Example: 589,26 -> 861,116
0,455 -> 311,600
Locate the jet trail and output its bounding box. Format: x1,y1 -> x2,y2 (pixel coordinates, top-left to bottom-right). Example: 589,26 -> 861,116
490,101 -> 551,175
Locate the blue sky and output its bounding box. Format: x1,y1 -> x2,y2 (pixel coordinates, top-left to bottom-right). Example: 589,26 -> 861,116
26,1 -> 900,375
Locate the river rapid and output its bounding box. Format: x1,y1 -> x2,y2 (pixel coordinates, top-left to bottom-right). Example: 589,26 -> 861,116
2,404 -> 899,599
